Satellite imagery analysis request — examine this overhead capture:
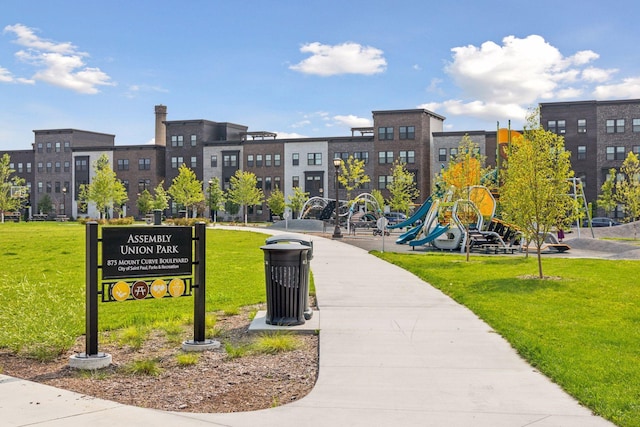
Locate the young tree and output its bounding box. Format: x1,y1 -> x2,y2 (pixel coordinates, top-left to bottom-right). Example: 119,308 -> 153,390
206,177 -> 225,223
338,155 -> 371,203
287,186 -> 309,219
227,170 -> 264,225
0,153 -> 27,223
168,164 -> 204,217
152,180 -> 170,212
79,154 -> 128,219
386,160 -> 419,215
137,189 -> 154,216
501,110 -> 578,278
266,187 -> 285,219
615,152 -> 640,237
370,189 -> 386,215
597,168 -> 618,218
37,194 -> 53,217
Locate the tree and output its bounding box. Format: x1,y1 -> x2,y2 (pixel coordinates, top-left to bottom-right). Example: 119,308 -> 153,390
168,164 -> 204,217
137,189 -> 154,216
227,170 -> 264,225
500,110 -> 578,278
206,177 -> 225,223
0,154 -> 27,223
152,180 -> 170,212
615,152 -> 640,237
37,194 -> 53,216
287,186 -> 308,219
79,154 -> 128,219
438,135 -> 493,260
370,189 -> 385,215
386,161 -> 419,215
338,156 -> 371,203
597,168 -> 617,218
266,187 -> 285,219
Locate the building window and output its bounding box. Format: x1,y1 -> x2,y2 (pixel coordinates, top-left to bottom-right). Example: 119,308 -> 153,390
274,176 -> 281,189
378,127 -> 394,140
354,152 -> 369,164
247,155 -> 254,167
190,156 -> 197,168
378,175 -> 393,189
557,120 -> 566,134
37,162 -> 43,172
256,177 -> 263,189
64,141 -> 70,152
75,158 -> 88,171
223,154 -> 237,167
307,153 -> 322,165
616,146 -> 625,160
378,151 -> 394,164
190,135 -> 197,146
171,156 -> 184,169
138,179 -> 151,192
265,154 -> 272,167
256,154 -> 263,167
46,142 -> 52,153
55,162 -> 61,172
399,150 -> 415,164
633,146 -> 640,155
292,153 -> 299,166
26,163 -> 32,173
335,152 -> 349,161
122,180 -> 129,192
211,155 -> 218,167
139,158 -> 151,170
438,148 -> 447,162
633,119 -> 640,133
46,162 -> 52,173
607,119 -> 625,133
292,176 -> 299,188
577,146 -> 586,160
64,161 -> 70,172
450,148 -> 458,158
606,146 -> 615,160
46,181 -> 52,193
37,143 -> 43,153
399,126 -> 415,140
117,159 -> 128,170
55,182 -> 61,193
171,135 -> 184,147
578,119 -> 587,133
55,142 -> 61,152
265,176 -> 272,191
17,163 -> 23,173
37,181 -> 43,193
274,154 -> 281,166
548,120 -> 556,133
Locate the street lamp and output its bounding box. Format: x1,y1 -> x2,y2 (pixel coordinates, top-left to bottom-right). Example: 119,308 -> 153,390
62,187 -> 67,216
332,158 -> 343,239
208,179 -> 213,222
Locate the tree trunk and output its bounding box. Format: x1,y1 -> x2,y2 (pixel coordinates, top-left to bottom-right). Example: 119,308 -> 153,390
537,245 -> 544,278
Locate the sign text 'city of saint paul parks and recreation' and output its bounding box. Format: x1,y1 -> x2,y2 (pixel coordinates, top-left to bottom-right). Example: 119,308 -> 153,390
102,226 -> 192,279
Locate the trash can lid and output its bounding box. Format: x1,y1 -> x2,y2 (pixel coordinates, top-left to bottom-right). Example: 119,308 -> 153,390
260,243 -> 310,252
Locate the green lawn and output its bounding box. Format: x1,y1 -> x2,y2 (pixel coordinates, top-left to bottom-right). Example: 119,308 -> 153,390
0,222 -> 269,358
374,251 -> 640,427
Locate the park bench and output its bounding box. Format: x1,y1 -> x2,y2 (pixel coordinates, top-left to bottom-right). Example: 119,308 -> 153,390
4,212 -> 21,222
55,215 -> 68,222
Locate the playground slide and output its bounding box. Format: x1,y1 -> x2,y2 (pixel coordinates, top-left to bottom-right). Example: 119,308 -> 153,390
387,196 -> 433,229
409,224 -> 450,247
395,223 -> 423,244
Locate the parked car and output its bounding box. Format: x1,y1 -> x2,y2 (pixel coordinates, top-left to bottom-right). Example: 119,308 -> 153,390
384,212 -> 407,226
583,217 -> 621,227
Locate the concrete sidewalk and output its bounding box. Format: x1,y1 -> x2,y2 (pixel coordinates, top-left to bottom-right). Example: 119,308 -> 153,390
0,229 -> 614,426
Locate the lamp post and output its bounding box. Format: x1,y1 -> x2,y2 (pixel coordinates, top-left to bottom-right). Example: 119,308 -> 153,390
62,187 -> 67,216
208,179 -> 213,222
332,158 -> 343,239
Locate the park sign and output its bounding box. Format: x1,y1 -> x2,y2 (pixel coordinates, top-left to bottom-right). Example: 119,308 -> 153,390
102,226 -> 192,279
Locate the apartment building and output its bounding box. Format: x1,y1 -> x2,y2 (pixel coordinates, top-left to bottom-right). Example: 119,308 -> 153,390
3,99 -> 640,221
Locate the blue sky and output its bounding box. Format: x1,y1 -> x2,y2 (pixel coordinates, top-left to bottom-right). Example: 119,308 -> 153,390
2,0 -> 640,150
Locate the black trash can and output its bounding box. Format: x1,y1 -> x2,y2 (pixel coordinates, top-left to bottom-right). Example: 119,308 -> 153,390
260,243 -> 310,326
264,234 -> 313,320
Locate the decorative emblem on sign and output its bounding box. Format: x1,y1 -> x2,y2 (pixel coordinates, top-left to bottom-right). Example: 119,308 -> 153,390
131,280 -> 149,300
150,279 -> 167,299
169,278 -> 185,297
112,281 -> 130,302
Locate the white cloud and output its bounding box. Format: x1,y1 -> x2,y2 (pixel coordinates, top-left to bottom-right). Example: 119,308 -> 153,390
582,66 -> 618,83
429,34 -> 624,125
275,131 -> 308,139
332,114 -> 372,128
593,77 -> 640,99
3,23 -> 113,94
289,42 -> 387,76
